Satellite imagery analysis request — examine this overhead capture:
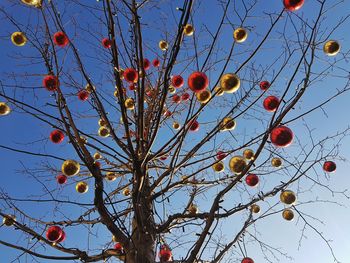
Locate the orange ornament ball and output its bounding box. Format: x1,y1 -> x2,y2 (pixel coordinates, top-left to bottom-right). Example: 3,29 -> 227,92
2,215 -> 16,226
61,160 -> 80,176
76,181 -> 88,194
188,72 -> 209,93
0,102 -> 11,116
11,32 -> 27,46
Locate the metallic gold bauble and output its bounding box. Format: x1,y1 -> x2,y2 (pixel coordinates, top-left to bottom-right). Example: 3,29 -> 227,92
124,98 -> 135,110
122,188 -> 131,196
196,90 -> 211,104
61,160 -> 80,176
220,73 -> 240,93
11,32 -> 27,46
214,86 -> 224,96
173,122 -> 181,130
184,24 -> 194,36
188,204 -> 199,215
2,215 -> 16,226
93,152 -> 102,160
181,175 -> 189,183
98,118 -> 107,126
271,157 -> 282,168
85,83 -> 95,93
221,117 -> 236,131
0,102 -> 11,116
159,40 -> 169,51
98,126 -> 110,138
21,0 -> 42,7
243,149 -> 254,160
250,204 -> 260,214
76,181 -> 88,194
106,172 -> 117,182
168,86 -> 176,94
323,40 -> 340,56
229,156 -> 247,174
282,209 -> 294,221
112,235 -> 118,242
114,90 -> 119,98
233,28 -> 248,43
280,190 -> 296,205
212,161 -> 225,173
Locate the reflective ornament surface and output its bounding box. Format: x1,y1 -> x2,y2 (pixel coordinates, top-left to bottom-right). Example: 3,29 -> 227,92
323,161 -> 336,173
43,75 -> 58,92
11,32 -> 27,46
102,38 -> 112,48
122,187 -> 131,196
123,68 -> 138,83
243,149 -> 254,160
214,86 -> 224,96
245,173 -> 259,187
259,80 -> 270,91
216,151 -> 226,160
159,245 -> 172,262
189,120 -> 200,132
56,174 -> 67,184
76,181 -> 88,194
181,92 -> 190,101
94,152 -> 102,160
196,90 -> 211,104
184,24 -> 194,36
168,86 -> 176,94
143,58 -> 150,70
152,59 -> 160,67
212,161 -> 225,173
159,40 -> 169,51
270,126 -> 294,147
188,72 -> 209,93
220,73 -> 240,93
114,242 -> 124,254
125,98 -> 135,110
282,208 -> 294,221
46,226 -> 63,242
233,28 -> 248,43
21,0 -> 42,7
98,126 -> 110,138
2,215 -> 16,226
172,121 -> 181,130
280,190 -> 297,205
283,0 -> 304,11
241,257 -> 254,263
61,160 -> 80,176
172,75 -> 184,88
0,102 -> 11,116
229,156 -> 247,174
53,31 -> 69,47
323,40 -> 340,56
78,90 -> 89,101
188,204 -> 199,214
263,96 -> 280,112
50,130 -> 64,144
172,94 -> 181,104
250,204 -> 260,214
271,157 -> 282,168
221,117 -> 236,131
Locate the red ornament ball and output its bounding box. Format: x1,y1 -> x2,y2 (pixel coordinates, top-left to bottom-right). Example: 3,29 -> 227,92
56,230 -> 66,243
323,161 -> 336,173
216,151 -> 226,160
143,58 -> 150,70
172,75 -> 184,88
259,81 -> 270,91
78,90 -> 89,101
46,226 -> 63,242
152,58 -> 160,67
181,92 -> 190,101
160,155 -> 168,161
189,120 -> 200,132
188,72 -> 209,93
283,0 -> 304,11
242,257 -> 254,263
245,174 -> 259,187
129,84 -> 136,91
43,75 -> 59,92
123,68 -> 138,83
270,126 -> 294,147
56,174 -> 67,185
102,38 -> 112,48
172,94 -> 181,104
114,243 -> 123,253
263,96 -> 280,112
159,246 -> 172,262
50,130 -> 64,144
53,32 -> 69,47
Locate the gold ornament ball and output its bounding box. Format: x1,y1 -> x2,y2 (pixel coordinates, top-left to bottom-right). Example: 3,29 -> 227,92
98,118 -> 107,127
0,102 -> 11,116
250,204 -> 260,214
85,83 -> 95,93
168,86 -> 176,94
282,209 -> 294,221
214,86 -> 224,96
188,204 -> 199,215
112,235 -> 118,242
243,149 -> 254,160
11,32 -> 27,47
106,172 -> 117,182
229,156 -> 247,174
21,0 -> 42,7
173,122 -> 181,130
94,152 -> 102,160
184,24 -> 194,36
271,157 -> 282,168
61,160 -> 80,176
323,40 -> 340,56
196,90 -> 211,104
76,181 -> 88,194
280,190 -> 297,205
220,73 -> 240,93
159,40 -> 169,51
122,188 -> 131,196
233,27 -> 248,43
2,215 -> 16,226
221,117 -> 236,131
124,98 -> 135,110
98,126 -> 110,138
212,161 -> 225,173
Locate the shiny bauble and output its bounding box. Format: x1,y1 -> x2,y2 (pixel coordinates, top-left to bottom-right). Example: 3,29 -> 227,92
114,242 -> 124,253
112,235 -> 118,242
241,257 -> 254,263
259,80 -> 270,91
78,90 -> 89,101
270,126 -> 294,147
56,174 -> 67,185
220,73 -> 240,93
280,190 -> 297,205
43,75 -> 58,91
106,172 -> 117,182
181,92 -> 190,101
46,226 -> 63,242
271,157 -> 282,168
323,40 -> 340,56
11,32 -> 27,46
229,156 -> 247,174
216,151 -> 226,160
172,94 -> 181,104
245,174 -> 259,187
98,118 -> 107,127
0,102 -> 11,116
122,188 -> 131,196
233,28 -> 248,43
196,90 -> 211,104
53,31 -> 69,47
123,68 -> 138,83
189,120 -> 200,132
188,204 -> 199,214
102,38 -> 112,48
214,86 -> 224,96
85,83 -> 95,93
283,0 -> 304,11
168,86 -> 176,94
172,121 -> 181,130
21,0 -> 42,7
56,230 -> 66,243
76,181 -> 88,194
243,149 -> 254,160
98,126 -> 110,138
323,161 -> 336,173
250,204 -> 260,214
93,152 -> 102,160
188,72 -> 209,93
159,40 -> 169,51
143,58 -> 150,70
221,117 -> 236,131
263,96 -> 279,112
159,246 -> 172,262
152,58 -> 160,67
172,75 -> 184,88
125,98 -> 135,110
61,160 -> 80,176
2,215 -> 16,226
184,24 -> 194,36
212,161 -> 225,173
282,208 -> 294,221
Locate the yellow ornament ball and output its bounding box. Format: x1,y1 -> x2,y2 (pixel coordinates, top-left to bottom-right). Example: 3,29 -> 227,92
98,118 -> 107,127
229,156 -> 247,174
214,86 -> 224,96
11,32 -> 27,47
323,40 -> 340,56
0,102 -> 11,116
250,204 -> 260,214
184,24 -> 194,36
21,0 -> 42,7
159,40 -> 169,51
271,157 -> 282,168
122,187 -> 131,196
220,73 -> 240,93
221,117 -> 236,131
168,86 -> 176,94
124,98 -> 135,110
282,209 -> 294,221
173,121 -> 181,130
196,90 -> 211,104
233,27 -> 248,43
61,160 -> 80,176
93,152 -> 102,160
188,204 -> 199,215
2,215 -> 16,226
106,172 -> 117,182
243,149 -> 254,160
280,190 -> 297,205
98,126 -> 110,138
212,161 -> 225,173
76,181 -> 88,194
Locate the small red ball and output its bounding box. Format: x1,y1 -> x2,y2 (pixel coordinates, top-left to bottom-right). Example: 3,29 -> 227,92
216,151 -> 226,160
78,90 -> 89,101
129,84 -> 136,91
152,58 -> 160,67
242,257 -> 254,263
323,161 -> 336,173
50,130 -> 64,144
188,72 -> 209,93
143,58 -> 150,70
46,226 -> 63,242
43,75 -> 59,92
259,81 -> 270,91
263,96 -> 280,112
159,246 -> 172,262
172,75 -> 184,88
53,32 -> 69,47
172,94 -> 181,104
245,174 -> 259,187
123,68 -> 138,83
283,0 -> 304,11
56,230 -> 66,243
56,174 -> 67,185
160,155 -> 168,161
189,120 -> 200,132
114,243 -> 123,253
270,126 -> 294,147
102,38 -> 112,48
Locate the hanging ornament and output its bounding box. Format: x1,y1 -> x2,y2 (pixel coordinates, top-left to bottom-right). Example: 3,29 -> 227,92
243,149 -> 254,160
250,204 -> 260,214
271,157 -> 282,168
188,72 -> 209,93
123,68 -> 138,83
61,160 -> 80,176
241,257 -> 254,263
168,86 -> 176,94
98,126 -> 110,137
283,0 -> 304,11
77,90 -> 89,101
112,235 -> 118,242
229,156 -> 247,174
76,181 -> 88,194
214,86 -> 225,96
216,151 -> 226,160
233,28 -> 248,43
263,96 -> 280,112
270,126 -> 294,147
2,215 -> 16,226
172,94 -> 181,104
152,58 -> 160,67
188,204 -> 199,214
124,98 -> 135,110
43,75 -> 59,92
323,161 -> 336,173
56,174 -> 67,184
282,208 -> 294,221
173,122 -> 181,130
56,230 -> 66,243
212,161 -> 225,173
159,40 -> 169,51
184,24 -> 194,36
101,38 -> 112,48
143,58 -> 151,70
11,32 -> 27,46
79,136 -> 87,144
53,31 -> 69,47
220,73 -> 240,93
85,83 -> 95,93
221,117 -> 236,131
50,130 -> 64,144
98,119 -> 107,127
181,92 -> 190,101
114,243 -> 124,254
259,81 -> 271,91
280,190 -> 297,205
122,187 -> 131,196
21,0 -> 42,7
46,226 -> 63,242
93,152 -> 102,160
323,40 -> 340,56
196,90 -> 211,104
245,174 -> 259,187
106,172 -> 117,182
189,120 -> 200,132
0,102 -> 11,116
159,245 -> 172,262
172,75 -> 184,88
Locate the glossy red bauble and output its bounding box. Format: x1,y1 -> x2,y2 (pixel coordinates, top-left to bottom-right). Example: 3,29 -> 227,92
189,120 -> 200,132
123,68 -> 138,83
242,257 -> 254,263
114,242 -> 123,253
143,58 -> 150,70
263,96 -> 280,112
270,126 -> 294,147
160,155 -> 168,161
46,226 -> 63,242
323,161 -> 336,173
245,174 -> 259,187
53,32 -> 69,47
129,84 -> 136,91
188,72 -> 209,93
181,92 -> 190,101
259,81 -> 270,91
56,174 -> 67,185
102,38 -> 112,48
56,230 -> 66,243
172,94 -> 181,104
172,75 -> 184,88
283,0 -> 304,11
50,130 -> 64,144
159,246 -> 172,262
78,90 -> 89,101
216,151 -> 226,160
43,75 -> 58,92
153,58 -> 160,67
